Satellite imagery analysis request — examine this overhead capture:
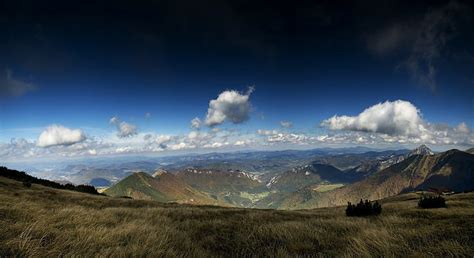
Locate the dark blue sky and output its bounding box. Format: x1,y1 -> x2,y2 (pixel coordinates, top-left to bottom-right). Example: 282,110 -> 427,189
0,0 -> 473,160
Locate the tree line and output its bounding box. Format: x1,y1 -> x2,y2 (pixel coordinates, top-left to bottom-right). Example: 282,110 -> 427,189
0,166 -> 99,195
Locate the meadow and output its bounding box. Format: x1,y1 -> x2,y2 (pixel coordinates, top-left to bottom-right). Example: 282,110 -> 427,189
0,176 -> 473,257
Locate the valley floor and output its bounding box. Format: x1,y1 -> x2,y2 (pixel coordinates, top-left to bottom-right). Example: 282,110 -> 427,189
0,176 -> 473,257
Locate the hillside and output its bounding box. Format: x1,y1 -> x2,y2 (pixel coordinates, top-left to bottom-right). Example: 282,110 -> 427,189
1,175 -> 473,256
266,163 -> 349,192
0,166 -> 98,195
105,168 -> 271,207
175,168 -> 267,207
104,171 -> 221,205
176,168 -> 263,193
282,149 -> 474,209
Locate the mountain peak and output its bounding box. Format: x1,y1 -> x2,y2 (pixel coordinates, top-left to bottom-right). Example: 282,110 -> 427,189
152,169 -> 168,178
409,144 -> 434,156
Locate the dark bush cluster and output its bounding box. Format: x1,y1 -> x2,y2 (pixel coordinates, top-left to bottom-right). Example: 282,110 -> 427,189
346,199 -> 382,217
418,195 -> 446,208
0,166 -> 99,195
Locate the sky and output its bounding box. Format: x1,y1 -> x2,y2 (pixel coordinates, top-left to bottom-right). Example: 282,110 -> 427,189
0,0 -> 473,161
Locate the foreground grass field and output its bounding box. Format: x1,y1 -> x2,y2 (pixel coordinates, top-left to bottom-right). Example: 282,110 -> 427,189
1,176 -> 473,257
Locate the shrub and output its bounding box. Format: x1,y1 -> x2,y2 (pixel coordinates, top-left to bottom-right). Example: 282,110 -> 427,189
418,195 -> 446,208
346,199 -> 382,217
23,181 -> 31,188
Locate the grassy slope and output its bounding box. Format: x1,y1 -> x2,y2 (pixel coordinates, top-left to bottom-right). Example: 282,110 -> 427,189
1,177 -> 473,257
104,172 -> 222,205
176,169 -> 266,207
104,172 -> 169,201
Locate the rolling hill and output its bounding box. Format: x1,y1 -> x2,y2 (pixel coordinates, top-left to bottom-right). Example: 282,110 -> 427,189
104,171 -> 222,205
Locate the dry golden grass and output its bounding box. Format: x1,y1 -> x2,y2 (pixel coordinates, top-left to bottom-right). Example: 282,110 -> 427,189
0,177 -> 473,257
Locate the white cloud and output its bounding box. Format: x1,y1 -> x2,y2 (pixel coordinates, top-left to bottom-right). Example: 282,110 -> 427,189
456,122 -> 471,134
257,129 -> 279,136
203,142 -> 229,148
280,121 -> 293,128
109,116 -> 119,124
234,140 -> 248,146
321,100 -> 425,137
115,146 -> 132,153
321,101 -> 474,146
144,133 -> 172,150
190,117 -> 201,129
168,142 -> 193,151
109,116 -> 138,138
205,87 -> 253,126
37,125 -> 86,147
258,129 -> 311,145
117,122 -> 137,138
3,105 -> 472,161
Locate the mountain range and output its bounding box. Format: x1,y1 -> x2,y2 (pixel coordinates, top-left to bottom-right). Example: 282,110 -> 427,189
104,145 -> 474,209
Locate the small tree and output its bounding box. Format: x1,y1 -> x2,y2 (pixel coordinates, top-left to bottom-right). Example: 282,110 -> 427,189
418,195 -> 446,208
23,181 -> 31,188
346,199 -> 382,217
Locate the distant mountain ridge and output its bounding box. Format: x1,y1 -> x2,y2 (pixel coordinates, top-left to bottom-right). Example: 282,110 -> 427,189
94,145 -> 474,209
276,148 -> 474,209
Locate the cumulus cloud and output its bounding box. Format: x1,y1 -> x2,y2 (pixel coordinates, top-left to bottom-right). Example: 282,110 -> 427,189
280,121 -> 293,128
205,87 -> 253,126
37,125 -> 86,147
109,116 -> 138,138
109,116 -> 119,124
144,133 -> 172,150
117,122 -> 137,138
321,100 -> 425,137
321,100 -> 474,146
257,129 -> 312,145
190,117 -> 201,129
0,69 -> 36,98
